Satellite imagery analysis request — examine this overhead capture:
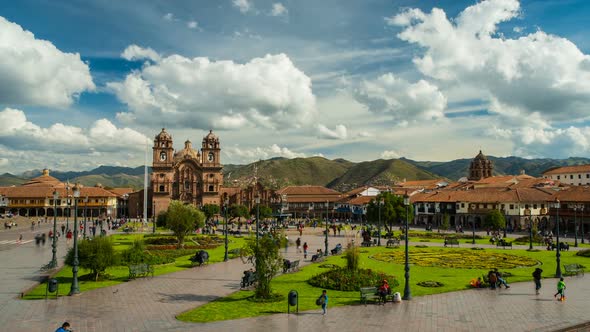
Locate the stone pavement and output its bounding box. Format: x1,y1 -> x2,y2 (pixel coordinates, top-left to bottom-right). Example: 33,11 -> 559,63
0,229 -> 589,332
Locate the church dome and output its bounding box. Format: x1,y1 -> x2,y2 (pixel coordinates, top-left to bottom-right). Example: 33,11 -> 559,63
22,169 -> 62,187
204,130 -> 218,141
155,128 -> 172,141
474,150 -> 487,161
174,139 -> 199,160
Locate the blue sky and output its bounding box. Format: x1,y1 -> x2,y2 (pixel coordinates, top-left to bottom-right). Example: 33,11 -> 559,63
0,0 -> 590,174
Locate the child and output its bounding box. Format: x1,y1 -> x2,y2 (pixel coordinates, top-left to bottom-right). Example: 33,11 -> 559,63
554,277 -> 566,301
319,289 -> 328,315
532,268 -> 543,295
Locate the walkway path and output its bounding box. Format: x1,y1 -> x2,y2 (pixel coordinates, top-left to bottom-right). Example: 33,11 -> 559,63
0,229 -> 588,331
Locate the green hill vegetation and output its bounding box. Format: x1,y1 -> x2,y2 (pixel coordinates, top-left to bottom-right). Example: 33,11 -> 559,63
0,173 -> 26,186
327,159 -> 440,192
72,174 -> 145,190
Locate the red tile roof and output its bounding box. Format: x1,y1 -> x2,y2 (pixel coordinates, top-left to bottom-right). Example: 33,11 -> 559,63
543,165 -> 590,175
276,186 -> 341,196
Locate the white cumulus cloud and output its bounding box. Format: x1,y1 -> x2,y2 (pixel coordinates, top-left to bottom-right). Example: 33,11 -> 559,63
380,150 -> 401,159
233,0 -> 252,13
109,50 -> 317,130
317,124 -> 347,140
388,0 -> 590,121
121,44 -> 160,62
354,73 -> 446,122
270,3 -> 288,16
0,16 -> 94,107
223,144 -> 305,163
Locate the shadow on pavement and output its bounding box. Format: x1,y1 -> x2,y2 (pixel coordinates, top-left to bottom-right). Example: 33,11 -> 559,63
157,293 -> 220,303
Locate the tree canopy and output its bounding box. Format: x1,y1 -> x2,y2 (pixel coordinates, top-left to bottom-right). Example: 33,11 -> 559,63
228,204 -> 249,221
366,192 -> 414,231
201,204 -> 220,222
484,209 -> 506,231
166,200 -> 205,248
250,205 -> 273,219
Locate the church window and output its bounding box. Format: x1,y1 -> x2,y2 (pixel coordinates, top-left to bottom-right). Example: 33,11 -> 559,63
208,152 -> 214,162
161,142 -> 165,147
159,185 -> 165,192
159,173 -> 165,178
184,181 -> 190,189
209,185 -> 214,192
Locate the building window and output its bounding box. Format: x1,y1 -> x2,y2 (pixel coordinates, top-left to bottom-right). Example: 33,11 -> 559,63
557,175 -> 560,180
570,175 -> 574,179
587,174 -> 589,178
509,204 -> 514,209
533,204 -> 537,209
209,185 -> 214,192
541,204 -> 545,209
159,185 -> 165,192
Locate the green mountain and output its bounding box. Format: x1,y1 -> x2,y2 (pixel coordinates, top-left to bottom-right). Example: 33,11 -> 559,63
71,174 -> 145,190
223,157 -> 354,189
327,159 -> 440,192
0,173 -> 27,186
404,156 -> 590,181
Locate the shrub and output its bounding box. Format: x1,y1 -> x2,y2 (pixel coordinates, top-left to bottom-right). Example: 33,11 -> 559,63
144,237 -> 178,245
66,237 -> 117,281
120,240 -> 148,265
417,280 -> 444,287
576,249 -> 590,257
513,234 -> 543,244
308,267 -> 399,291
146,244 -> 218,250
407,231 -> 482,240
345,245 -> 360,272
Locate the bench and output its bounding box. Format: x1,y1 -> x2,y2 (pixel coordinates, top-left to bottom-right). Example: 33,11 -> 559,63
283,259 -> 300,273
240,270 -> 257,288
311,254 -> 325,263
330,244 -> 343,255
444,238 -> 459,247
564,263 -> 585,276
361,240 -> 373,247
386,238 -> 400,248
189,250 -> 209,266
496,239 -> 512,249
128,263 -> 154,279
228,248 -> 242,258
360,287 -> 380,305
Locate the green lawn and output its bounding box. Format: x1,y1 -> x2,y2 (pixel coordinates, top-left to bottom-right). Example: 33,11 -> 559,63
178,246 -> 589,323
23,235 -> 247,300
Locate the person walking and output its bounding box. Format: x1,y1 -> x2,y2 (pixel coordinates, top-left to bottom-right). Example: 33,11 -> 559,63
55,321 -> 72,332
303,242 -> 308,259
554,277 -> 566,301
318,289 -> 328,315
296,237 -> 301,253
532,268 -> 543,295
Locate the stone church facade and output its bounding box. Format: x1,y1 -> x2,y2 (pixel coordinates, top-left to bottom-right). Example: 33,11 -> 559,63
151,128 -> 223,216
468,150 -> 493,181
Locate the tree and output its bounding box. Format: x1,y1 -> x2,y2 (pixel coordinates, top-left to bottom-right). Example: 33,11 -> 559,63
229,204 -> 249,221
241,233 -> 284,299
440,213 -> 450,232
65,236 -> 117,281
249,205 -> 273,220
484,210 -> 506,231
156,211 -> 168,228
201,204 -> 220,222
366,192 -> 414,232
166,200 -> 205,248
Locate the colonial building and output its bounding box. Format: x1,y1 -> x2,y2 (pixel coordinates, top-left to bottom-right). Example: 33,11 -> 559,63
468,150 -> 493,181
543,165 -> 590,186
151,128 -> 223,216
0,169 -> 118,219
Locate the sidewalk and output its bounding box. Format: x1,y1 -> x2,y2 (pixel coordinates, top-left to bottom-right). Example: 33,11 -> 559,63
0,230 -> 588,332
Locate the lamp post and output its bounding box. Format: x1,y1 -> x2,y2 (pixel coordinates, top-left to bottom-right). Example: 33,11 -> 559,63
324,201 -> 329,256
224,197 -> 229,262
122,193 -> 129,220
403,193 -> 411,300
69,183 -> 81,296
65,182 -> 71,232
472,215 -> 476,245
525,209 -> 532,250
552,198 -> 562,278
48,190 -> 59,268
581,204 -> 586,244
573,203 -> 580,247
83,196 -> 88,239
255,193 -> 260,247
152,200 -> 156,234
377,198 -> 382,246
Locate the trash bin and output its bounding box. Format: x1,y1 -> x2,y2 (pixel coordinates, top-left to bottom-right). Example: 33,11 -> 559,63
287,290 -> 298,314
48,279 -> 58,293
288,290 -> 297,306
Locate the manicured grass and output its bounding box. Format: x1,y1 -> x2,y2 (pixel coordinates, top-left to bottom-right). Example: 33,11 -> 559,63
23,235 -> 247,300
178,245 -> 589,323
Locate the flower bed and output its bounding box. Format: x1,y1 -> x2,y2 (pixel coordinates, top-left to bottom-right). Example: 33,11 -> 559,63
417,280 -> 444,287
308,267 -> 399,291
372,249 -> 538,269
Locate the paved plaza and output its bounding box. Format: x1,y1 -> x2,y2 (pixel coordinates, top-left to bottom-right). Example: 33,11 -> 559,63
0,226 -> 589,332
